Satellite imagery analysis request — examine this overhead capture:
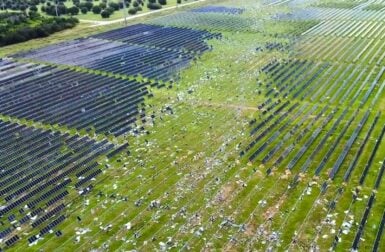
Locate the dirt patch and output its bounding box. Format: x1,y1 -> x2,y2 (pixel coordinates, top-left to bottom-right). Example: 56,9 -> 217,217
263,194 -> 287,220
280,169 -> 292,180
244,222 -> 257,237
215,184 -> 235,203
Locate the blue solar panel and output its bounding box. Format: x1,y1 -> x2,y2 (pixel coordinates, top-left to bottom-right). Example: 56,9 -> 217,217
0,61 -> 151,136
0,120 -> 116,247
190,6 -> 245,15
91,23 -> 220,53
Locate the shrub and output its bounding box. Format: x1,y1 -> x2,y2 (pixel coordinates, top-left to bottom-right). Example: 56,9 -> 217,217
29,10 -> 40,18
158,0 -> 167,5
147,2 -> 162,9
3,33 -> 26,45
177,0 -> 181,3
35,27 -> 49,37
92,5 -> 101,14
128,8 -> 137,15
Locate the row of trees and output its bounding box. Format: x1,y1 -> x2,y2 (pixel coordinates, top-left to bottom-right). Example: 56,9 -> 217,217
0,12 -> 79,46
38,0 -> 163,18
1,0 -> 176,13
2,0 -> 181,20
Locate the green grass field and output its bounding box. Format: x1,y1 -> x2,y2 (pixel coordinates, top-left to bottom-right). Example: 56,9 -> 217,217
1,0 -> 385,251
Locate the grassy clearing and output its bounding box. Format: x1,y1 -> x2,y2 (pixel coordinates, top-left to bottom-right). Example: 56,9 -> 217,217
314,0 -> 367,9
364,3 -> 385,11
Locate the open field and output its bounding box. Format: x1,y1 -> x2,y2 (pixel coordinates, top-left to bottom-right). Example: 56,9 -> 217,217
1,0 -> 385,251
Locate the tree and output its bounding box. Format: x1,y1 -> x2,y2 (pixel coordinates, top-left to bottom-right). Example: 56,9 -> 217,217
84,2 -> 93,10
147,2 -> 162,9
29,5 -> 38,12
44,4 -> 67,16
109,2 -> 120,10
105,7 -> 115,14
99,2 -> 106,9
67,6 -> 79,15
92,5 -> 101,14
79,1 -> 93,11
19,5 -> 27,12
0,14 -> 79,46
29,10 -> 40,18
80,7 -> 87,14
100,9 -> 110,18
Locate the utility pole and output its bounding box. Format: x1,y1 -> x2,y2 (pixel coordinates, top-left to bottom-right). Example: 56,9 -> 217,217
55,0 -> 59,17
122,0 -> 128,26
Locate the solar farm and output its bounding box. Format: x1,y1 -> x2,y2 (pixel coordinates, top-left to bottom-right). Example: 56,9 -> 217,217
1,0 -> 385,251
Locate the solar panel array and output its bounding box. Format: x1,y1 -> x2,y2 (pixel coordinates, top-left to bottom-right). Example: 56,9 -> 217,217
14,24 -> 219,82
0,21 -> 219,249
0,59 -> 151,136
14,39 -> 193,82
91,24 -> 220,53
273,7 -> 385,21
0,119 -> 115,249
150,11 -> 258,33
190,6 -> 245,15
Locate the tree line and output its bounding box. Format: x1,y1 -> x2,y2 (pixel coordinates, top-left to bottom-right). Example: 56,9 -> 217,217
1,0 -> 175,19
0,12 -> 79,46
